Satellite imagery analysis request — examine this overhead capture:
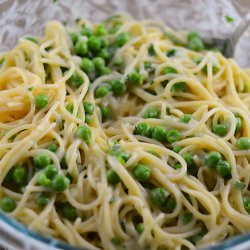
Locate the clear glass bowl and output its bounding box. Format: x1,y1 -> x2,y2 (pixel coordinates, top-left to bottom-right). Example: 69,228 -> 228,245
1,0 -> 250,249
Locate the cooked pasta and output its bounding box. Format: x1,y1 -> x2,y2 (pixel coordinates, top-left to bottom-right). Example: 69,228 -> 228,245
1,13 -> 250,250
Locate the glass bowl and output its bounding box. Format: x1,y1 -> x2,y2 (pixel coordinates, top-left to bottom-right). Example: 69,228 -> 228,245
0,0 -> 250,249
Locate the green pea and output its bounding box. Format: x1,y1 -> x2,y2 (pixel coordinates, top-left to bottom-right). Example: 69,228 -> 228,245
75,40 -> 88,56
127,70 -> 144,85
115,32 -> 130,47
85,114 -> 92,124
100,104 -> 111,121
88,36 -> 102,52
162,66 -> 177,74
60,155 -> 68,169
66,103 -> 74,114
61,203 -> 77,220
173,163 -> 182,170
136,223 -> 144,234
76,125 -> 91,144
44,164 -> 58,179
171,82 -> 187,92
236,137 -> 250,150
92,57 -> 105,70
98,66 -> 111,76
117,151 -> 130,165
98,48 -> 111,61
37,193 -> 49,208
144,61 -> 154,73
212,124 -> 228,137
83,102 -> 94,115
151,126 -> 168,142
107,169 -> 120,184
163,197 -> 176,213
143,107 -> 160,119
80,58 -> 95,74
235,117 -> 243,133
183,153 -> 197,175
149,188 -> 168,208
34,154 -> 52,169
69,32 -> 79,45
25,36 -> 37,43
187,32 -> 204,52
35,94 -> 48,109
0,197 -> 16,212
46,143 -> 58,153
166,129 -> 180,143
13,166 -> 28,184
66,71 -> 84,88
180,114 -> 192,123
95,24 -> 107,36
243,196 -> 250,213
37,173 -> 51,187
51,175 -> 70,192
172,145 -> 183,153
133,164 -> 151,182
80,26 -> 93,37
166,49 -> 177,57
183,212 -> 193,224
134,122 -> 151,137
95,85 -> 111,98
205,151 -> 222,169
216,160 -> 231,179
148,43 -> 156,56
111,79 -> 127,95
111,237 -> 123,246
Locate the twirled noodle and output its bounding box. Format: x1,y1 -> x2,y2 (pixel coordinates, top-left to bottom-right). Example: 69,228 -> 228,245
1,13 -> 250,250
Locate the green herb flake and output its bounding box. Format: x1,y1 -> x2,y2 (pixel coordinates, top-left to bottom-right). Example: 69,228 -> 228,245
225,16 -> 234,23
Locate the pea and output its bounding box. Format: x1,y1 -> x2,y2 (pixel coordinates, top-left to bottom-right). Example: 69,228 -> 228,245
100,104 -> 111,121
235,117 -> 243,133
80,26 -> 93,37
117,151 -> 130,165
0,197 -> 16,212
171,82 -> 187,92
95,24 -> 107,36
51,175 -> 70,192
80,58 -> 95,73
99,66 -> 111,76
149,188 -> 168,208
66,71 -> 84,88
183,212 -> 193,224
183,153 -> 197,175
173,163 -> 182,170
111,79 -> 127,95
60,155 -> 68,169
107,169 -> 120,184
61,203 -> 77,220
151,126 -> 168,142
115,32 -> 130,47
205,151 -> 222,169
98,48 -> 111,61
134,122 -> 151,137
35,94 -> 48,109
180,114 -> 192,123
111,237 -> 123,246
163,197 -> 176,213
34,154 -> 52,169
212,124 -> 228,137
166,129 -> 180,143
136,223 -> 144,234
85,114 -> 92,124
37,193 -> 49,208
127,70 -> 144,85
95,85 -> 111,98
143,107 -> 160,119
83,102 -> 94,115
92,57 -> 105,70
133,164 -> 151,182
236,137 -> 250,150
172,145 -> 182,153
216,160 -> 231,179
37,173 -> 51,187
187,32 -> 204,52
76,125 -> 91,144
148,43 -> 156,56
13,166 -> 27,184
46,143 -> 58,153
88,36 -> 102,52
75,40 -> 88,56
44,164 -> 58,179
162,66 -> 177,74
243,196 -> 250,213
69,32 -> 79,45
66,103 -> 74,114
166,49 -> 177,57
